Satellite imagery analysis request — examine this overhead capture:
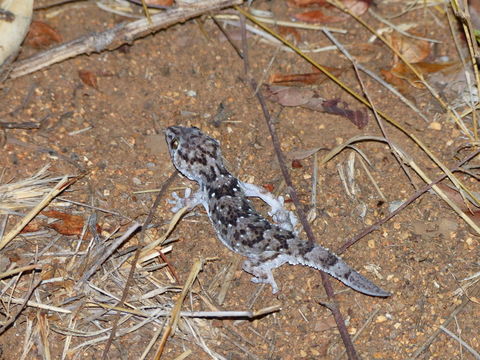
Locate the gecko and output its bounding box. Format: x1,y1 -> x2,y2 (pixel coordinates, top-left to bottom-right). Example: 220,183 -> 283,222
165,126 -> 390,297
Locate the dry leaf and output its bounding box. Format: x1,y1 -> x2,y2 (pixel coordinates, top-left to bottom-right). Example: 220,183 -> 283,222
322,99 -> 368,128
342,0 -> 371,16
25,21 -> 62,49
263,84 -> 316,106
21,221 -> 43,233
383,62 -> 456,90
263,183 -> 275,192
43,210 -> 85,236
269,67 -> 342,85
264,85 -> 368,128
291,160 -> 303,168
293,10 -> 344,23
387,32 -> 430,64
381,68 -> 411,94
79,70 -> 99,90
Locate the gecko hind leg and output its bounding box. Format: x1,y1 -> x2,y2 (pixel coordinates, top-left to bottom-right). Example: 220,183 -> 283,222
242,255 -> 290,294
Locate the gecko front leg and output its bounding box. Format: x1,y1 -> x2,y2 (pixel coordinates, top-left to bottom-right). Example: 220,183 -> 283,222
168,187 -> 209,213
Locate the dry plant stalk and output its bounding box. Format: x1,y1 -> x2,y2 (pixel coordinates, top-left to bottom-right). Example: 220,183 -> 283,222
154,258 -> 204,359
9,0 -> 243,79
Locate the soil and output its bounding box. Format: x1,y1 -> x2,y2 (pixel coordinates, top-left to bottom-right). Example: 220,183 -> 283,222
0,0 -> 479,359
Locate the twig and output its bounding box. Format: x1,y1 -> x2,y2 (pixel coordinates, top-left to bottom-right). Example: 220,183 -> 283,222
0,121 -> 40,129
10,0 -> 243,79
233,10 -> 359,360
335,307 -> 380,359
0,278 -> 42,335
101,171 -> 177,359
439,326 -> 480,359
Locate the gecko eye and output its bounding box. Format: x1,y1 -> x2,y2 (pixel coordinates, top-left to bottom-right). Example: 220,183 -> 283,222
170,138 -> 179,150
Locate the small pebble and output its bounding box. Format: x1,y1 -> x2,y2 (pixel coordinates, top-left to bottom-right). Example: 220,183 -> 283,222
133,177 -> 142,185
428,121 -> 442,130
376,315 -> 387,323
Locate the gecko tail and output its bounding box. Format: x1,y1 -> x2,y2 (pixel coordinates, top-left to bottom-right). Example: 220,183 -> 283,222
300,245 -> 391,297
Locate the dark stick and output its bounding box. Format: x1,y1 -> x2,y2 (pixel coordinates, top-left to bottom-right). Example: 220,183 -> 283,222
234,14 -> 359,360
0,277 -> 42,335
101,171 -> 178,359
338,148 -> 480,254
0,121 -> 40,129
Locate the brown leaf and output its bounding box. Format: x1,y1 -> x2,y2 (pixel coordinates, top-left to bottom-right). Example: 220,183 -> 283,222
291,160 -> 303,168
293,10 -> 344,23
263,84 -> 316,106
322,99 -> 368,129
269,67 -> 342,85
264,85 -> 368,128
263,183 -> 275,192
383,62 -> 456,90
42,210 -> 85,236
342,0 -> 371,16
79,70 -> 99,90
21,221 -> 43,233
387,32 -> 430,64
380,69 -> 411,94
25,21 -> 62,49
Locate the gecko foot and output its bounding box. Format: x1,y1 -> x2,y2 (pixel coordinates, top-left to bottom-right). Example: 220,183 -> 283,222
168,188 -> 206,213
243,255 -> 290,294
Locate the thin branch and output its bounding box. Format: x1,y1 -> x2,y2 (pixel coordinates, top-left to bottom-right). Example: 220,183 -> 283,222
10,0 -> 243,79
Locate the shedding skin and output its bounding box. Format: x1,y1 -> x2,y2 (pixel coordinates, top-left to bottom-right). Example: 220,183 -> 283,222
165,126 -> 390,297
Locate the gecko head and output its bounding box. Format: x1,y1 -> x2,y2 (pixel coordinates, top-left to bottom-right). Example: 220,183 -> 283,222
165,126 -> 226,183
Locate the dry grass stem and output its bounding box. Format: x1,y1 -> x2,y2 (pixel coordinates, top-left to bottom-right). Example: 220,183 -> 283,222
154,258 -> 204,359
0,176 -> 73,250
214,14 -> 347,33
0,264 -> 42,280
0,165 -> 67,213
